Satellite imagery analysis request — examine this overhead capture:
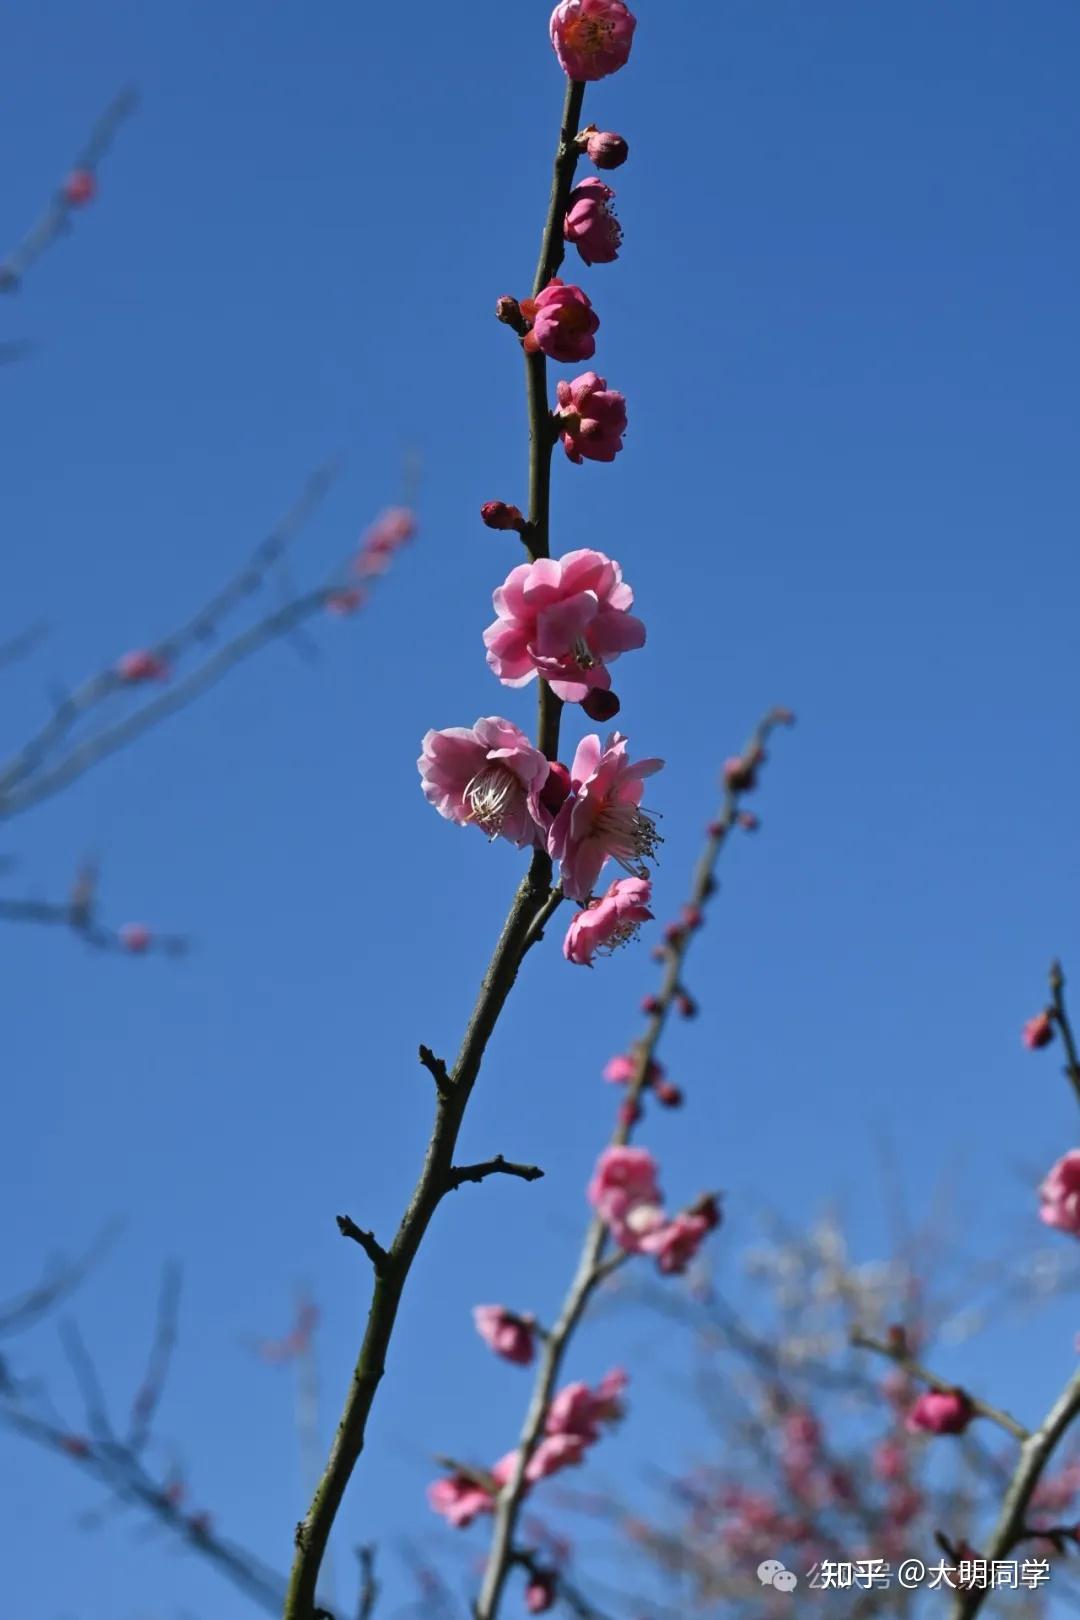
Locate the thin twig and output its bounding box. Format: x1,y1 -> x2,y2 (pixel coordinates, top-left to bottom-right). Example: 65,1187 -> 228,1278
1050,961 -> 1080,1111
127,1262 -> 182,1452
0,88 -> 138,292
474,712 -> 792,1620
355,1544 -> 379,1620
850,1329 -> 1030,1442
336,1218 -> 389,1275
447,1157 -> 545,1192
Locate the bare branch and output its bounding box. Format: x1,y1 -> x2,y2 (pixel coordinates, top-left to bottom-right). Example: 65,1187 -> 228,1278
447,1156 -> 544,1192
0,1221 -> 121,1340
336,1218 -> 389,1275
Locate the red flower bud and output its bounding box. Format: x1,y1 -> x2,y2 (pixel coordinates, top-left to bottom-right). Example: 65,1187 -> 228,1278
675,991 -> 697,1019
617,1098 -> 642,1128
681,904 -> 704,930
539,760 -> 572,815
1024,1011 -> 1055,1050
63,169 -> 96,207
654,1079 -> 683,1108
737,811 -> 760,832
480,500 -> 526,532
581,687 -> 621,723
640,994 -> 662,1016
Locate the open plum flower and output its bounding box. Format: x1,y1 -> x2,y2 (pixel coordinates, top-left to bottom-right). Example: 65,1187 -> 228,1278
418,718 -> 551,846
521,280 -> 599,363
549,0 -> 637,81
588,1146 -> 716,1275
549,732 -> 662,901
555,372 -> 627,464
483,549 -> 645,705
563,178 -> 621,265
1039,1149 -> 1080,1237
563,875 -> 652,965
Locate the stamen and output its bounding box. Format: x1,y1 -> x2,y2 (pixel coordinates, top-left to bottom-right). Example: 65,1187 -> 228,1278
594,802 -> 663,877
464,763 -> 517,839
573,635 -> 597,669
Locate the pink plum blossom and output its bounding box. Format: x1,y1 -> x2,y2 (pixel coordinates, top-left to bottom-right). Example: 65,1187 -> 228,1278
602,1052 -> 663,1085
426,1472 -> 495,1528
117,648 -> 169,684
521,280 -> 598,363
525,1432 -> 588,1481
1040,1150 -> 1080,1237
525,1571 -> 557,1612
353,507 -> 415,577
549,0 -> 637,80
549,732 -> 662,901
64,169 -> 97,206
546,1368 -> 627,1447
640,1210 -> 712,1275
483,550 -> 645,706
905,1390 -> 973,1436
587,1145 -> 665,1251
563,875 -> 652,965
1024,1010 -> 1055,1049
563,179 -> 622,265
418,718 -> 550,847
472,1305 -> 536,1365
554,372 -> 627,464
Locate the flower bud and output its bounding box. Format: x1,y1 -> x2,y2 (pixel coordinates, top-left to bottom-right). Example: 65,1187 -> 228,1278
654,1079 -> 683,1108
675,991 -> 697,1019
618,1097 -> 642,1128
480,500 -> 526,532
640,994 -> 662,1016
586,129 -> 629,169
539,759 -> 572,815
1024,1010 -> 1055,1050
581,687 -> 621,722
495,295 -> 527,333
63,169 -> 96,207
525,1571 -> 557,1613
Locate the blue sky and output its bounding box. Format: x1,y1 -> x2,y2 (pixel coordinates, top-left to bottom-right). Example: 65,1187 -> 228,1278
3,1 -> 1080,1615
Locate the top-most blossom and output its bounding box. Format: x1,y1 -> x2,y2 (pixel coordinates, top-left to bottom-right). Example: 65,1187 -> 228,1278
550,0 -> 637,81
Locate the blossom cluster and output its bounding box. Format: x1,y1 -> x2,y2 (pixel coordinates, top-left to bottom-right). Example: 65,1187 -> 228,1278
427,1367 -> 627,1529
587,1143 -> 719,1274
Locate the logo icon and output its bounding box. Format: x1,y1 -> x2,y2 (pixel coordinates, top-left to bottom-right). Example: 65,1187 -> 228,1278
757,1559 -> 798,1592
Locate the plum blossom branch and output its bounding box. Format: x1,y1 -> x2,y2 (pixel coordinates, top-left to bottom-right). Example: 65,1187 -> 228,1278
473,709 -> 793,1620
849,1329 -> 1030,1443
0,1221 -> 122,1340
447,1156 -> 545,1192
0,865 -> 188,956
0,466 -> 413,820
282,30 -> 609,1618
0,87 -> 138,294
